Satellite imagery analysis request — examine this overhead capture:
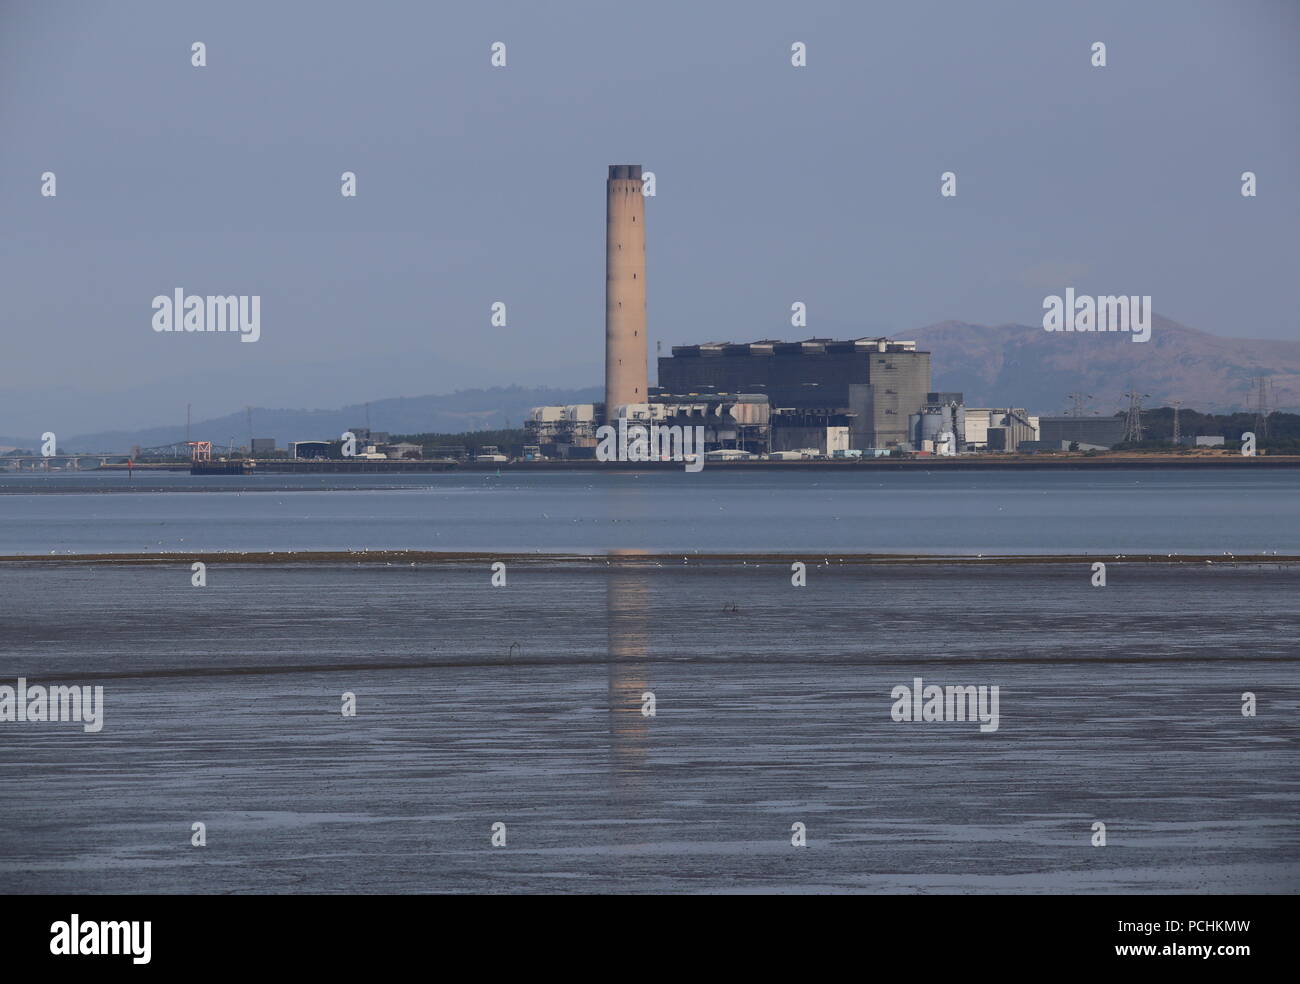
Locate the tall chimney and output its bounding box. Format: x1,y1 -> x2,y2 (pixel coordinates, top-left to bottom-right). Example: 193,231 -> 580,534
604,164 -> 648,421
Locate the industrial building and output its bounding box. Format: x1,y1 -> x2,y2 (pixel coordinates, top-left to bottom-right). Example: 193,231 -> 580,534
1037,416 -> 1126,449
525,404 -> 599,458
526,395 -> 771,458
647,394 -> 770,452
291,440 -> 331,459
962,407 -> 1039,451
909,392 -> 965,454
656,337 -> 931,450
769,409 -> 854,455
530,164 -> 1066,463
529,166 -> 934,459
905,396 -> 1040,453
288,436 -> 423,460
527,395 -> 860,459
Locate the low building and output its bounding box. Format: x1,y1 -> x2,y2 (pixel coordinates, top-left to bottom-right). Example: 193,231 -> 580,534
1018,440 -> 1109,452
1038,416 -> 1126,449
963,408 -> 1038,451
426,445 -> 467,461
291,440 -> 332,459
380,442 -> 422,459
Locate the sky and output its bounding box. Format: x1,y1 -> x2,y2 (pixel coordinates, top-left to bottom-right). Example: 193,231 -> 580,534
2,0 -> 1298,438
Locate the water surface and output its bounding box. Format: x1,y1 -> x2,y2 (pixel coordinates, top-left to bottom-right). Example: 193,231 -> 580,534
1,560 -> 1295,894
1,469 -> 1296,556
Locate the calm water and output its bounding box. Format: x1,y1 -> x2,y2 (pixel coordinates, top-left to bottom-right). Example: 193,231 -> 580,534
2,471 -> 1296,893
0,559 -> 1296,894
0,468 -> 1297,555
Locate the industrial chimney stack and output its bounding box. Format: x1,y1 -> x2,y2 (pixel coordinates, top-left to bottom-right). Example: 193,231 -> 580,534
604,164 -> 648,421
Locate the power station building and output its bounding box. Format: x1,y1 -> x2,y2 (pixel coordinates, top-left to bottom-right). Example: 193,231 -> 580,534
526,164 -> 1036,460
656,338 -> 931,450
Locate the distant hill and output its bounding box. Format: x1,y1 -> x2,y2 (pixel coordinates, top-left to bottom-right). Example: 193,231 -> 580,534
910,316 -> 1300,416
62,386 -> 601,452
47,316 -> 1300,450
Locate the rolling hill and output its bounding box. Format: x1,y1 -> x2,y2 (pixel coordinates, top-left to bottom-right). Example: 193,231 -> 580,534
910,315 -> 1300,416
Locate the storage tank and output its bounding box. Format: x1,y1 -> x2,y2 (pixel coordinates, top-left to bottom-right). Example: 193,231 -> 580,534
919,407 -> 952,445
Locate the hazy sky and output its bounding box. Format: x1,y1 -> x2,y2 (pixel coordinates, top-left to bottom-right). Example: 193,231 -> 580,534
3,0 -> 1297,437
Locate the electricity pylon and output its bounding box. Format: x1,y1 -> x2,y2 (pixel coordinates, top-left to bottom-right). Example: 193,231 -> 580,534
1253,377 -> 1271,440
1122,391 -> 1149,444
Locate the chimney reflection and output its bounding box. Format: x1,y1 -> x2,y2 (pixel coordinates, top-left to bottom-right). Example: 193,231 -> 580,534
606,551 -> 651,789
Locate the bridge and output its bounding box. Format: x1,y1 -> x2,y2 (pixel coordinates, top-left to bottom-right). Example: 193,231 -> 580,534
1,453 -> 136,470
2,440 -> 216,471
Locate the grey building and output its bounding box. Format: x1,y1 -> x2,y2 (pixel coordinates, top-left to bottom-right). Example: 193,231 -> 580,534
250,437 -> 276,456
291,440 -> 332,459
1038,416 -> 1126,448
657,338 -> 931,449
770,409 -> 855,454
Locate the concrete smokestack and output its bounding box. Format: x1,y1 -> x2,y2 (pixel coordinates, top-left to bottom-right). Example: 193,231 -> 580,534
604,164 -> 648,421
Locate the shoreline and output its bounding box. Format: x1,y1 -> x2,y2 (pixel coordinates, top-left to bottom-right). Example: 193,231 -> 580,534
64,453 -> 1300,474
3,549 -> 1297,566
